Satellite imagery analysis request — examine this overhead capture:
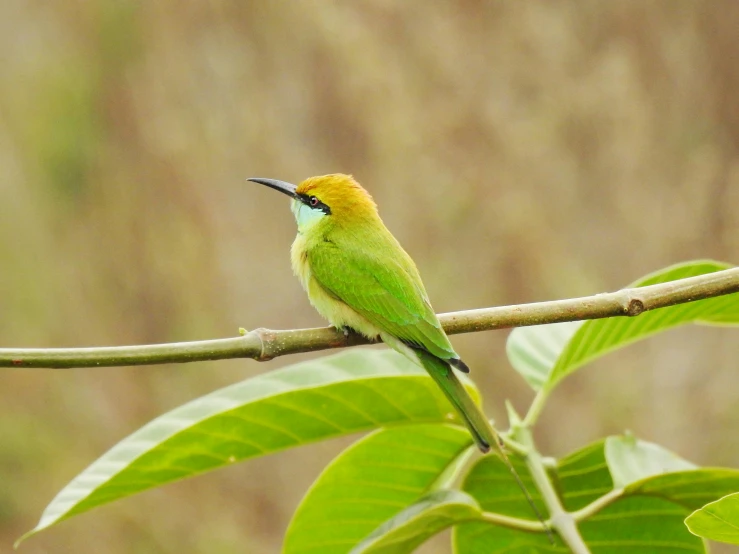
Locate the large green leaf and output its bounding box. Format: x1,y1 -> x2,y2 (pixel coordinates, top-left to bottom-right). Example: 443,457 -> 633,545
24,350 -> 474,541
554,440 -> 612,511
506,260 -> 738,392
284,425 -> 472,554
685,492 -> 739,546
559,441 -> 739,553
456,439 -> 714,553
555,439 -> 739,513
557,441 -> 705,554
506,321 -> 580,391
351,490 -> 481,554
627,469 -> 739,510
562,441 -> 739,552
454,453 -> 561,552
604,434 -> 696,488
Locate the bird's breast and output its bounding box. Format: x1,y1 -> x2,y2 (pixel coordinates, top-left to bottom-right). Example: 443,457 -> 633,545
290,233 -> 312,292
290,233 -> 381,338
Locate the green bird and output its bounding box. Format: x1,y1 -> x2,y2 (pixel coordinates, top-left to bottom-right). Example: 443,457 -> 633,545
248,173 -> 498,452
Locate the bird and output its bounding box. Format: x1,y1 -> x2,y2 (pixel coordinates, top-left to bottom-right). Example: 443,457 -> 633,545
248,173 -> 498,452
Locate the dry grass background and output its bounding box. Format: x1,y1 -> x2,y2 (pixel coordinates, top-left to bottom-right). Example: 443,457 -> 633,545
1,1 -> 738,553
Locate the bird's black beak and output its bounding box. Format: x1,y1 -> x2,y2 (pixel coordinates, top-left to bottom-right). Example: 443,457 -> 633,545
247,178 -> 298,198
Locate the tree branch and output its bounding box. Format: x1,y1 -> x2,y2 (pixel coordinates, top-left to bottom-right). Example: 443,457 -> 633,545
2,267 -> 737,369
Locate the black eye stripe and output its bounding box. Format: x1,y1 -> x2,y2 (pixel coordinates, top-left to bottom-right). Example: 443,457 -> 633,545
298,193 -> 332,215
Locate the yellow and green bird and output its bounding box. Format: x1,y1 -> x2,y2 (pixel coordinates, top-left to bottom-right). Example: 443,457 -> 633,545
248,173 -> 497,453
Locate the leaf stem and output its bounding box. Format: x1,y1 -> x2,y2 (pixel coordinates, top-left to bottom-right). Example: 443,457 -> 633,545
512,423 -> 591,553
571,489 -> 624,522
498,433 -> 530,458
522,389 -> 551,428
479,511 -> 552,533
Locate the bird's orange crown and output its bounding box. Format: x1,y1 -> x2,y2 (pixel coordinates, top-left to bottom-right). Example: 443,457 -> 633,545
297,174 -> 377,218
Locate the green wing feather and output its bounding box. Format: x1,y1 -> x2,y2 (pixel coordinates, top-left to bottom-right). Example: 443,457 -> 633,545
307,235 -> 458,361
308,232 -> 497,453
415,349 -> 495,452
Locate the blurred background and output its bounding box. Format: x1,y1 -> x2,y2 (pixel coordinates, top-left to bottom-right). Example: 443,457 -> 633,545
1,1 -> 738,552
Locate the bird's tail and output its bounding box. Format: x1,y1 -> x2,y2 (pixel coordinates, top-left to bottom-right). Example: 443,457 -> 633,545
380,336 -> 552,539
416,349 -> 553,541
414,349 -> 497,453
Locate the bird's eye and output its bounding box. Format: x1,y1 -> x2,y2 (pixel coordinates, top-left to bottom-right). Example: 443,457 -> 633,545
309,196 -> 319,207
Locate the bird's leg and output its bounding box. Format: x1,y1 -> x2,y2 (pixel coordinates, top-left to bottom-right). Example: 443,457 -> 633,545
334,325 -> 358,339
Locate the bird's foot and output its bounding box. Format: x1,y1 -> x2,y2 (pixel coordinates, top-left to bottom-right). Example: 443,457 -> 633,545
335,325 -> 358,339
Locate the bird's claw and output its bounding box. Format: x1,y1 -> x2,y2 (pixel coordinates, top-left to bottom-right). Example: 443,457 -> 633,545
335,326 -> 355,339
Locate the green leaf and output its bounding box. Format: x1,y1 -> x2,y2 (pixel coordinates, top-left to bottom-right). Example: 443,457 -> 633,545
557,441 -> 705,554
452,437 -> 739,552
454,453 -> 561,552
557,440 -> 739,553
506,321 -> 581,391
350,490 -> 481,554
605,434 -> 696,488
579,496 -> 703,554
627,468 -> 739,511
506,260 -> 738,392
284,425 -> 472,554
685,492 -> 739,546
556,439 -> 739,513
24,350 -> 473,541
456,439 -> 712,553
548,260 -> 738,390
555,440 -> 612,511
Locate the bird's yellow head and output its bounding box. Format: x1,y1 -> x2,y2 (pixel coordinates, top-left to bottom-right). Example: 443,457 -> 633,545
248,173 -> 378,231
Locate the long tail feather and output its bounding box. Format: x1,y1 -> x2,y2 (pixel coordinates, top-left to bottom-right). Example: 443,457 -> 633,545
380,337 -> 552,540
420,352 -> 554,542
415,350 -> 495,453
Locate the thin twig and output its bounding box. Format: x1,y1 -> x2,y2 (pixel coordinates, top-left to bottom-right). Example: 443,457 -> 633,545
511,421 -> 590,553
571,489 -> 624,522
479,511 -> 551,533
1,267 -> 737,369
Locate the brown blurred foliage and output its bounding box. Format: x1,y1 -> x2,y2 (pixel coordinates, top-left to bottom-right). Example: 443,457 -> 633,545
1,1 -> 738,553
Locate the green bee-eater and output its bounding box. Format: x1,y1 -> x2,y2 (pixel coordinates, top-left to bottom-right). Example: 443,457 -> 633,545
248,173 -> 499,453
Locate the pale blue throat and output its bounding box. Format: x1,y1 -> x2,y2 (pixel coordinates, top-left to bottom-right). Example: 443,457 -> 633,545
292,199 -> 326,232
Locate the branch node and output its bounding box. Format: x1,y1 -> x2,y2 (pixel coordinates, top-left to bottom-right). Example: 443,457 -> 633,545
246,328 -> 275,361
626,297 -> 645,316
